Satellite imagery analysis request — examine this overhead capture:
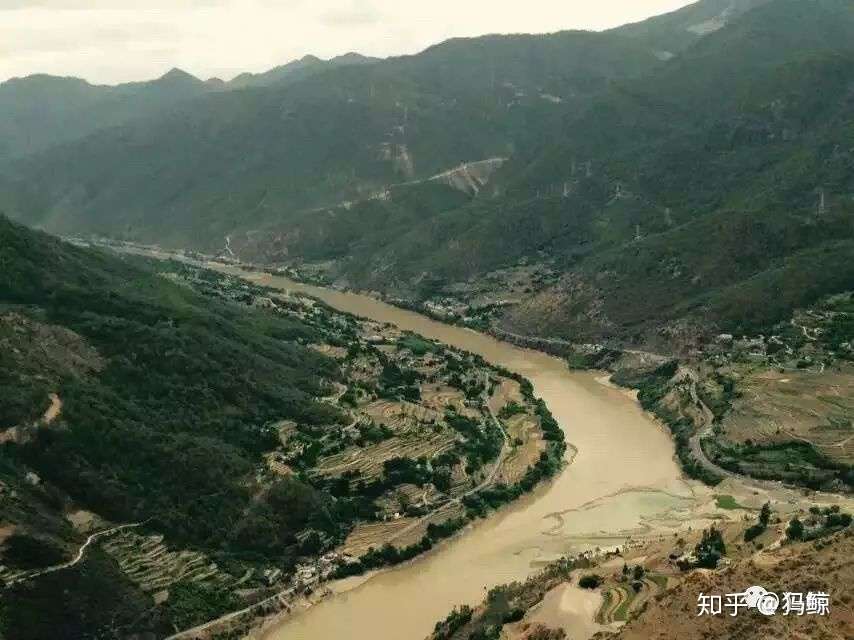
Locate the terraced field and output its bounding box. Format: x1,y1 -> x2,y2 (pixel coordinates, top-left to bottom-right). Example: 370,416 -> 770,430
723,366 -> 854,464
313,433 -> 458,481
101,530 -> 236,594
363,399 -> 444,431
596,575 -> 668,624
497,413 -> 548,485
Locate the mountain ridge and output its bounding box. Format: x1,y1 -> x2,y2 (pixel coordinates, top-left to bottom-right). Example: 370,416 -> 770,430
2,0 -> 853,350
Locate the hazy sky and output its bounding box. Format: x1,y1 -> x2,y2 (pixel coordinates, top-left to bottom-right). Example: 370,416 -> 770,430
1,0 -> 696,85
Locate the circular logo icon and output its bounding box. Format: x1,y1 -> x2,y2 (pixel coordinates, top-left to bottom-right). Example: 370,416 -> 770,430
756,592 -> 780,616
743,586 -> 767,608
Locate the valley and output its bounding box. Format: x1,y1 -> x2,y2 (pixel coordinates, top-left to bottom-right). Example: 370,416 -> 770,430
2,1 -> 854,638
126,251 -> 852,640
0,221 -> 562,639
1,227 -> 851,640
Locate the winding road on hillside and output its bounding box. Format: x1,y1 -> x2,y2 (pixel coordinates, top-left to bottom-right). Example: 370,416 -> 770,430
3,522 -> 143,588
385,389 -> 512,546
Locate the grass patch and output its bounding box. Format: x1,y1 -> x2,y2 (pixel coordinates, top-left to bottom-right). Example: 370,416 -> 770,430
714,495 -> 742,510
398,334 -> 436,356
612,587 -> 635,622
595,591 -> 613,624
647,574 -> 668,590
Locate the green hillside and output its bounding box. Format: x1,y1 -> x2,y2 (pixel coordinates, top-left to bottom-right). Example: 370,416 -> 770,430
0,216 -> 346,636
0,69 -> 211,161
241,0 -> 854,345
0,214 -> 343,541
0,27 -> 660,249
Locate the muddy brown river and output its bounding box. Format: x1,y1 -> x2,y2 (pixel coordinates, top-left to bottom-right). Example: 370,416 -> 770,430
211,267 -> 698,640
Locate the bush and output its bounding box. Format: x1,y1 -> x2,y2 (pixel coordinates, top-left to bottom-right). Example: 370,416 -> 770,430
498,401 -> 526,419
825,512 -> 851,529
786,517 -> 804,541
502,608 -> 526,623
744,524 -> 765,542
578,574 -> 602,589
432,605 -> 472,640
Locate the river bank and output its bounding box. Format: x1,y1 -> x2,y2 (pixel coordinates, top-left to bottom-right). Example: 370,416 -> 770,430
218,266 -> 854,640
197,265 -> 706,640
104,248 -> 848,640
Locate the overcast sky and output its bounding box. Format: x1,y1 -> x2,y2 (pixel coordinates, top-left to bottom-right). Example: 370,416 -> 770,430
1,0 -> 696,85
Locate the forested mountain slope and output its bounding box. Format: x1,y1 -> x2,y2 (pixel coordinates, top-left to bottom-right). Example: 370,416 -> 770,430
610,0 -> 772,53
242,0 -> 854,345
0,24 -> 664,248
227,52 -> 377,89
0,69 -> 211,161
0,215 -> 343,635
0,53 -> 378,162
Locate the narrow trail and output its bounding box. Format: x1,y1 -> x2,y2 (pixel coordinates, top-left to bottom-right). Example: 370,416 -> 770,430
42,393 -> 62,424
224,235 -> 236,258
491,327 -> 575,349
3,522 -> 143,588
791,318 -> 818,341
0,393 -> 62,443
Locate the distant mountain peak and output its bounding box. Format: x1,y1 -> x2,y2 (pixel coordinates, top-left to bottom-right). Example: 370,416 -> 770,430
225,51 -> 375,88
331,52 -> 376,64
1,73 -> 91,90
612,0 -> 773,52
157,67 -> 202,84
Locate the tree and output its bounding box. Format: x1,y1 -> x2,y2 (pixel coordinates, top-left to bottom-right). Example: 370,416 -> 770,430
745,502 -> 772,542
786,517 -> 805,541
759,502 -> 771,527
695,526 -> 726,568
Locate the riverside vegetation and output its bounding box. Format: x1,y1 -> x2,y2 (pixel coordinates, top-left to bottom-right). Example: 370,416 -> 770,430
0,217 -> 563,639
